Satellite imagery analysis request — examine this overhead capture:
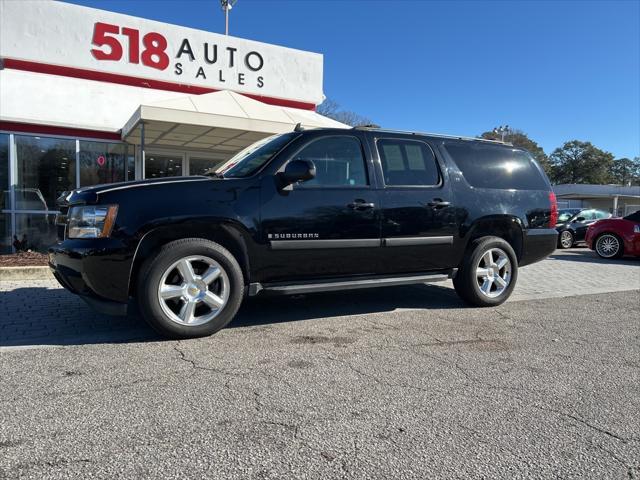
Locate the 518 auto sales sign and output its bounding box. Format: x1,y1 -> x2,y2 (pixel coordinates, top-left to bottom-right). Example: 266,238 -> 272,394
0,0 -> 324,108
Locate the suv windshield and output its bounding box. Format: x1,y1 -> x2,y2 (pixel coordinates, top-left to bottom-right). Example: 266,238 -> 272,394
216,133 -> 298,178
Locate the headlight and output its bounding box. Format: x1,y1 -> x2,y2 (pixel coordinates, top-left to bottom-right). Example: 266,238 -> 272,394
68,205 -> 118,239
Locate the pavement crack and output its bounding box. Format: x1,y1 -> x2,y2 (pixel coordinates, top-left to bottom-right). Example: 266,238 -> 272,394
531,404 -> 631,443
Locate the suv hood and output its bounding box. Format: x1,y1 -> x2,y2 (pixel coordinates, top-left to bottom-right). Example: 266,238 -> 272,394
58,176 -> 217,206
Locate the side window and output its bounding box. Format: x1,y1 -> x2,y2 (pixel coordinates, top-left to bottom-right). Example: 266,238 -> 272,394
595,210 -> 610,219
579,210 -> 594,220
293,136 -> 368,187
377,139 -> 439,186
444,142 -> 549,190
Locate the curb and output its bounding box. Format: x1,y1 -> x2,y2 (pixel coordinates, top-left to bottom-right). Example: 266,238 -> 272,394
0,266 -> 54,281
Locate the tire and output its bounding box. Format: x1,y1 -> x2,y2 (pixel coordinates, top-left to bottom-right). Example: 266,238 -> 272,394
137,238 -> 245,339
594,233 -> 624,259
558,230 -> 574,249
453,236 -> 518,307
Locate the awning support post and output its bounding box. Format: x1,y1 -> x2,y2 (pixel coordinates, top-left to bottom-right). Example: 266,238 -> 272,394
140,122 -> 145,180
613,195 -> 619,217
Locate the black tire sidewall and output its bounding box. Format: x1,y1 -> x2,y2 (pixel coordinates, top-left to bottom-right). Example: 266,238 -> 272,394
454,236 -> 518,307
137,238 -> 245,338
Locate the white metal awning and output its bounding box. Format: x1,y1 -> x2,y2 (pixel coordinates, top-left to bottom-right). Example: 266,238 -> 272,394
122,90 -> 348,154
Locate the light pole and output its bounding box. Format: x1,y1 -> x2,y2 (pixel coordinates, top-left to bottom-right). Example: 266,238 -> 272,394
220,0 -> 238,35
492,125 -> 510,142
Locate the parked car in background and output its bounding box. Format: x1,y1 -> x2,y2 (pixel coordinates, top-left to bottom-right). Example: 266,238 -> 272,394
586,210 -> 640,259
555,208 -> 611,249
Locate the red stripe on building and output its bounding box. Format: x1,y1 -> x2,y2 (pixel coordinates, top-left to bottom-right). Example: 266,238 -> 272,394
0,121 -> 121,141
2,58 -> 317,111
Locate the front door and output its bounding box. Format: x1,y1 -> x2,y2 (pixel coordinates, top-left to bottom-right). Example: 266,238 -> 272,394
258,133 -> 382,283
372,136 -> 459,272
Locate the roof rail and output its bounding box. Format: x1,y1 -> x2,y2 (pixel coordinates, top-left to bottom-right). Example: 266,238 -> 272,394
352,126 -> 509,144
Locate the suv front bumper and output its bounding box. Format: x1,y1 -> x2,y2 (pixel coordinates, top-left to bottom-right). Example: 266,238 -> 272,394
48,238 -> 133,316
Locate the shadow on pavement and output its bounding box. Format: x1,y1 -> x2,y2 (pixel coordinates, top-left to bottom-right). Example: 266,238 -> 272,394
0,283 -> 463,348
549,249 -> 640,266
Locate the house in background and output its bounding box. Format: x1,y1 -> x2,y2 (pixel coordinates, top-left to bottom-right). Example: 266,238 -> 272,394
553,184 -> 640,217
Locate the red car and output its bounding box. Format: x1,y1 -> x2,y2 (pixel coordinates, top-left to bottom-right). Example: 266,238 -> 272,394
586,210 -> 640,259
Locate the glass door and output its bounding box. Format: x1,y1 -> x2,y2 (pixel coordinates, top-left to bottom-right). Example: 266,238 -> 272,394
145,152 -> 185,179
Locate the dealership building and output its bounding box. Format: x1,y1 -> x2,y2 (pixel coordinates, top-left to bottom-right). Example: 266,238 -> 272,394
0,0 -> 345,253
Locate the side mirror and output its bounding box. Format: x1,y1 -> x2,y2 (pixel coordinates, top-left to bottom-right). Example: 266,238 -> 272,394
575,216 -> 586,222
280,159 -> 316,187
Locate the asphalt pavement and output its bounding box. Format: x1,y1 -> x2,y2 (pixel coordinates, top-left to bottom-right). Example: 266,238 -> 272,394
0,249 -> 639,479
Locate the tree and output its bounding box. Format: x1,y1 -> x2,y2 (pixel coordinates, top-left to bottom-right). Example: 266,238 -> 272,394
548,140 -> 614,185
479,128 -> 550,173
610,157 -> 640,186
317,99 -> 378,128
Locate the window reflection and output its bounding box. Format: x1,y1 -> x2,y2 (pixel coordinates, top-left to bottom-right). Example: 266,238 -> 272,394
16,136 -> 76,210
14,213 -> 57,253
145,154 -> 183,178
0,214 -> 10,254
79,141 -> 126,186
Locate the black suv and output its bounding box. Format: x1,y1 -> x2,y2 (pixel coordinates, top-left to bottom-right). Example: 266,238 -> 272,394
49,127 -> 558,338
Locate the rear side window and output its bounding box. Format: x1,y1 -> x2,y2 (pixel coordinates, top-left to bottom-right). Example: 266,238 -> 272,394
378,139 -> 440,186
444,142 -> 548,190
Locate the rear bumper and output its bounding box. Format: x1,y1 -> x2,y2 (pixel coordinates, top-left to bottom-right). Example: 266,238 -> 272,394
520,228 -> 558,267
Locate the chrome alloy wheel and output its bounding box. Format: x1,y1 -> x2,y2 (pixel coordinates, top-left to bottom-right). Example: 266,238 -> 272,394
157,256 -> 230,326
595,234 -> 620,258
560,231 -> 573,248
475,248 -> 512,298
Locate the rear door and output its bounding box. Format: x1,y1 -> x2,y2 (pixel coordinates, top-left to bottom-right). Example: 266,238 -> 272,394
369,134 -> 459,273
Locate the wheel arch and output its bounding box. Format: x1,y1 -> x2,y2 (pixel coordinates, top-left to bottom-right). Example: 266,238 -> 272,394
128,219 -> 253,297
463,215 -> 525,263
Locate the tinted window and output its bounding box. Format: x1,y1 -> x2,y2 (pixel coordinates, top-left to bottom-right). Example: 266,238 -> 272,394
595,210 -> 610,219
293,136 -> 368,187
445,142 -> 548,190
0,134 -> 8,210
79,141 -> 126,186
378,139 -> 439,186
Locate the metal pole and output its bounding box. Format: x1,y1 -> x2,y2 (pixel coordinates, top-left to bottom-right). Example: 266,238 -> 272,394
225,5 -> 229,35
140,122 -> 145,180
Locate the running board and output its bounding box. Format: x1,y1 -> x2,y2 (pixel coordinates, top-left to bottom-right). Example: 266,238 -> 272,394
248,270 -> 456,296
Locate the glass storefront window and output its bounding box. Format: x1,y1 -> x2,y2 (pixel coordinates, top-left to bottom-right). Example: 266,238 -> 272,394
14,213 -> 57,253
79,141 -> 126,186
0,134 -> 8,210
189,156 -> 224,176
0,214 -> 11,254
15,135 -> 76,210
127,153 -> 135,181
145,153 -> 183,178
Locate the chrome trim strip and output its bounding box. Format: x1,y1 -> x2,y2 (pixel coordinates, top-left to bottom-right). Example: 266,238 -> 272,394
270,238 -> 381,250
96,178 -> 210,195
384,236 -> 454,247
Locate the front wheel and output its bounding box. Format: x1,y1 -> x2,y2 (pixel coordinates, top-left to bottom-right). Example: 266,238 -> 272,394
137,238 -> 245,339
594,233 -> 624,259
453,236 -> 518,307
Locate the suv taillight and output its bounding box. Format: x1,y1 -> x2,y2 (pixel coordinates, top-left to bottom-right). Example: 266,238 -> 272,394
549,192 -> 558,228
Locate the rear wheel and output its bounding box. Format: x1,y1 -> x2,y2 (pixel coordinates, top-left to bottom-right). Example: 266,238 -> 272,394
137,238 -> 244,338
558,230 -> 574,249
594,233 -> 624,259
453,236 -> 518,307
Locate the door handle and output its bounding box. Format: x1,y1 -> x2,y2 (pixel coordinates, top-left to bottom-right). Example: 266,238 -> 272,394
427,198 -> 451,208
348,200 -> 375,210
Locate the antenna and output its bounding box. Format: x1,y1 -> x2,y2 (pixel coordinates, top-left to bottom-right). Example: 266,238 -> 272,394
220,0 -> 238,35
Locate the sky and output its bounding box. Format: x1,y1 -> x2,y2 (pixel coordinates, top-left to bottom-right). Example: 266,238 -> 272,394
65,0 -> 640,159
